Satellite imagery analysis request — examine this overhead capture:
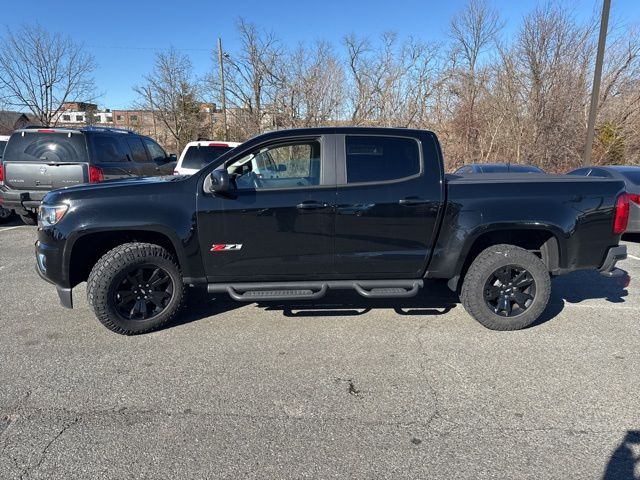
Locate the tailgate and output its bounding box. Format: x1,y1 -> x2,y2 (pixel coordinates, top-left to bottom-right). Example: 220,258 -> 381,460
4,162 -> 87,190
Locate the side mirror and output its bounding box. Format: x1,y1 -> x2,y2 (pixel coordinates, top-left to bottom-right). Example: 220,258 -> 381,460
168,153 -> 177,162
276,164 -> 287,172
208,169 -> 233,194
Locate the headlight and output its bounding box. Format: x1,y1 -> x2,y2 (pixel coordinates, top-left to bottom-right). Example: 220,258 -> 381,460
38,204 -> 69,227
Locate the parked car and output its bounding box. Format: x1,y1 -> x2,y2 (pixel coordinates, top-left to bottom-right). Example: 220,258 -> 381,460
567,165 -> 640,233
0,126 -> 176,225
0,134 -> 15,223
0,134 -> 9,159
35,127 -> 627,335
455,163 -> 545,174
174,140 -> 240,175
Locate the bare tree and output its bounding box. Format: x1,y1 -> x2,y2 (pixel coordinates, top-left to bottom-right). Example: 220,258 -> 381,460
134,48 -> 206,153
0,25 -> 96,126
446,0 -> 503,166
278,41 -> 345,128
222,19 -> 284,138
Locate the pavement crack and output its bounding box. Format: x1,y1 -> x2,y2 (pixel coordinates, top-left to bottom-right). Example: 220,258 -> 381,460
335,378 -> 363,398
20,416 -> 80,480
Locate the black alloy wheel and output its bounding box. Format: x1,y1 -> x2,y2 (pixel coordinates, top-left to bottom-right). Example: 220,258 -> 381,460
483,265 -> 536,317
114,265 -> 174,321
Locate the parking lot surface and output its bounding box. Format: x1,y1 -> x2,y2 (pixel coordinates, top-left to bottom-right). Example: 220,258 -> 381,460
1,222 -> 639,479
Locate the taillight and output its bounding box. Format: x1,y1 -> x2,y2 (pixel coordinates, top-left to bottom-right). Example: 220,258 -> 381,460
89,165 -> 104,183
0,163 -> 4,185
613,193 -> 630,235
629,193 -> 640,205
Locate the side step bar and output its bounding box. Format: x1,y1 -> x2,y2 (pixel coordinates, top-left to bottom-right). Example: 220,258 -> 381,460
207,280 -> 423,302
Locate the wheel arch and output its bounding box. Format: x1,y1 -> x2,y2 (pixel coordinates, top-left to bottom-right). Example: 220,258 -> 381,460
448,226 -> 562,292
67,228 -> 184,288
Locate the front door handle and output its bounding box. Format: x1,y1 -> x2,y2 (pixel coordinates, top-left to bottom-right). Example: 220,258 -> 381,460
297,201 -> 330,210
399,197 -> 429,206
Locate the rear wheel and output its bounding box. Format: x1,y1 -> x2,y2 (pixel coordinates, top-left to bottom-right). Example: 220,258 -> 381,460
0,207 -> 15,224
460,244 -> 551,330
87,243 -> 184,335
19,212 -> 37,225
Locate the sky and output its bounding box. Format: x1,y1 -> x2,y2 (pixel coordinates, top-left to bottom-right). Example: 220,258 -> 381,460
2,0 -> 640,109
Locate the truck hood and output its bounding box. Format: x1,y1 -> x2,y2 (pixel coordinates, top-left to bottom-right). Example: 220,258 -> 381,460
42,175 -> 190,205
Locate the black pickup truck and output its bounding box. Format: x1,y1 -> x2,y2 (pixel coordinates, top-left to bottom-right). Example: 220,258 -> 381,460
35,127 -> 629,335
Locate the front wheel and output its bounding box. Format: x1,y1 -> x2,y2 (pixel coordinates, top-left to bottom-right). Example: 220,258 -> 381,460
87,243 -> 184,335
460,244 -> 551,330
19,212 -> 37,225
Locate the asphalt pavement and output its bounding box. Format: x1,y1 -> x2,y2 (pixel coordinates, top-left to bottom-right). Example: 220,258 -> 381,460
1,222 -> 639,479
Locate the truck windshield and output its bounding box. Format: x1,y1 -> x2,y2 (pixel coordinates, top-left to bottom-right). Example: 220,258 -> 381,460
182,145 -> 234,170
3,132 -> 88,163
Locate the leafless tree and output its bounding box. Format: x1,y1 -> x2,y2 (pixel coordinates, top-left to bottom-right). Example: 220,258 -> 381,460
0,25 -> 96,126
221,19 -> 284,138
446,0 -> 503,166
134,48 -> 207,153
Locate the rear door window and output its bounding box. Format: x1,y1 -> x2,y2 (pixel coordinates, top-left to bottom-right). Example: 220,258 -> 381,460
126,137 -> 149,163
90,135 -> 130,163
345,136 -> 420,184
2,132 -> 88,163
182,145 -> 234,170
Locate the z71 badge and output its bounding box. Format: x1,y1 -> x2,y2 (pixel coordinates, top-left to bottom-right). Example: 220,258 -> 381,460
210,244 -> 243,252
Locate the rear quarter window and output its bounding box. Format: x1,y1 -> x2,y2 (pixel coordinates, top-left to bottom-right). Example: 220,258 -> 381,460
2,132 -> 88,163
345,136 -> 420,184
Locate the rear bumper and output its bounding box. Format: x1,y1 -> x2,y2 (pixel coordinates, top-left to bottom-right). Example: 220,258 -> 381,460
0,187 -> 47,213
598,245 -> 627,277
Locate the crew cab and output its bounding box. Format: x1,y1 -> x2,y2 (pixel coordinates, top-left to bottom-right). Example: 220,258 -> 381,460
35,127 -> 629,335
0,126 -> 176,224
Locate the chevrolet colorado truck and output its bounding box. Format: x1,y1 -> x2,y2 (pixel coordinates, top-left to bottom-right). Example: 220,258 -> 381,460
35,127 -> 629,335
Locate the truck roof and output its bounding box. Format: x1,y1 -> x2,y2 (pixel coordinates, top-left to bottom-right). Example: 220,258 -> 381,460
248,126 -> 436,141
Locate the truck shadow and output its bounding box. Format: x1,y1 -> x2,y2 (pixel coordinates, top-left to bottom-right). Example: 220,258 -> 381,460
169,271 -> 629,330
602,430 -> 640,480
257,283 -> 458,318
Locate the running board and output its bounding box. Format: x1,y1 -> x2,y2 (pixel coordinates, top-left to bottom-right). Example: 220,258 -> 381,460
207,280 -> 423,302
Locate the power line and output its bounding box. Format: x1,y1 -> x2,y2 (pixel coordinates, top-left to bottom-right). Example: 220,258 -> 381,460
85,44 -> 212,53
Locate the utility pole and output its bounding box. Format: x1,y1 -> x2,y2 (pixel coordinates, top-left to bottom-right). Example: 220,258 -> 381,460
217,37 -> 229,141
583,0 -> 611,166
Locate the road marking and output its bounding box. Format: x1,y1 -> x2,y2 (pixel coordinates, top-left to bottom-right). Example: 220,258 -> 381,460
627,254 -> 640,261
0,226 -> 25,232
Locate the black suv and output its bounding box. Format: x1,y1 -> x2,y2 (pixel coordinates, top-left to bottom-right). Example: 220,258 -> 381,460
0,127 -> 176,224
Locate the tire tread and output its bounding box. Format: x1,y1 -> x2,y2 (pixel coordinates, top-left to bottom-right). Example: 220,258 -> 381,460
460,244 -> 551,330
87,242 -> 184,335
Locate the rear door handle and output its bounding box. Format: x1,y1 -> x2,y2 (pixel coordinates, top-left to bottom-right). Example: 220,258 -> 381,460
297,201 -> 330,210
399,197 -> 429,206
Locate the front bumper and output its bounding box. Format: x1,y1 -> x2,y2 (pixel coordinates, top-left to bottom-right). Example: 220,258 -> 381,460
598,245 -> 627,277
35,239 -> 74,308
